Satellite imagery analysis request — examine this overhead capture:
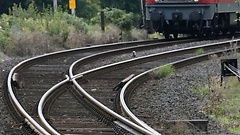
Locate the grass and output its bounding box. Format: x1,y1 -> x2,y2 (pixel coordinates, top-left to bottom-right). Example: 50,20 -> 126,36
195,48 -> 204,55
192,76 -> 240,134
190,85 -> 209,95
152,64 -> 175,79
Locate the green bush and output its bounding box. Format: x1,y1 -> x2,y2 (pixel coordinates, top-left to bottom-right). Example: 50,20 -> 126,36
92,8 -> 134,31
0,29 -> 12,54
62,13 -> 89,32
9,2 -> 39,19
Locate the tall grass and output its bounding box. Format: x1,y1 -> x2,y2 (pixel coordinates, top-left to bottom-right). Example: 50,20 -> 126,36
191,53 -> 240,134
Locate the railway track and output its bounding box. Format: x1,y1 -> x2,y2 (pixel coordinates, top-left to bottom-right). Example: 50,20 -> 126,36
3,38 -> 186,134
70,38 -> 240,134
2,37 -> 240,134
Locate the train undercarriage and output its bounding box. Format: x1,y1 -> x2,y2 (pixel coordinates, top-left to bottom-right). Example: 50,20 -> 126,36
147,12 -> 240,39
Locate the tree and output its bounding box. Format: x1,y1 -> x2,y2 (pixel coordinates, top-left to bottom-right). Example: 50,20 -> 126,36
75,0 -> 100,21
100,0 -> 141,13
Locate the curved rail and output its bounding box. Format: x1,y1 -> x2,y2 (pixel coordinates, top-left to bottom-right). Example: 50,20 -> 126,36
7,39 -> 170,134
38,78 -> 69,135
68,38 -> 240,134
120,46 -> 240,134
7,38 -> 238,134
70,39 -> 240,78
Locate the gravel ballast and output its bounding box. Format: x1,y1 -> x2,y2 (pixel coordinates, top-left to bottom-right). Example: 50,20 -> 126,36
0,58 -> 27,134
130,56 -> 238,135
0,38 -> 239,134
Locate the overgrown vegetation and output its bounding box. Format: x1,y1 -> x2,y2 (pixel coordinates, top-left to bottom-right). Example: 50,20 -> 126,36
191,54 -> 240,134
152,64 -> 175,79
0,3 -> 147,57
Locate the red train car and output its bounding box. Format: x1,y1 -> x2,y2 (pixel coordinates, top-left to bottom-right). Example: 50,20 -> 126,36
144,0 -> 240,38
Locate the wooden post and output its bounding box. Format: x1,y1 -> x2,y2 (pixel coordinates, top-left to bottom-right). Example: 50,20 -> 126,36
101,10 -> 105,31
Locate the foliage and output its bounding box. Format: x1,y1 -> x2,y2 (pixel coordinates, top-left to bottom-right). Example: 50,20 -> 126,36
192,76 -> 240,134
0,2 -> 147,57
87,24 -> 121,44
152,65 -> 175,79
190,85 -> 209,95
148,32 -> 162,39
100,0 -> 141,13
0,0 -> 143,28
0,27 -> 12,54
9,2 -> 39,19
195,48 -> 204,55
91,8 -> 134,31
130,28 -> 147,41
76,0 -> 100,21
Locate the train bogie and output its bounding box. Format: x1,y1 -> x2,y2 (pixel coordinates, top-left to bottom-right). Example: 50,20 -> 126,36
144,0 -> 240,38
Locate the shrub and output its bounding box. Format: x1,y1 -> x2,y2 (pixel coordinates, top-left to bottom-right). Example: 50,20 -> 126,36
63,13 -> 89,32
11,31 -> 57,56
66,28 -> 91,48
0,3 -> 147,57
9,2 -> 39,19
92,8 -> 134,31
0,29 -> 12,54
130,28 -> 148,41
87,24 -> 121,44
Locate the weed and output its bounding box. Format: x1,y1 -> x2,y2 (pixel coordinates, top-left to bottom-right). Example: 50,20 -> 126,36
192,75 -> 240,134
152,64 -> 175,79
190,85 -> 209,95
195,48 -> 204,55
148,32 -> 162,39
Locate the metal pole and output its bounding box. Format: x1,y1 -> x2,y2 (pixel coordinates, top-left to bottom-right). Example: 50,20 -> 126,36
53,0 -> 57,12
140,0 -> 145,27
71,9 -> 75,16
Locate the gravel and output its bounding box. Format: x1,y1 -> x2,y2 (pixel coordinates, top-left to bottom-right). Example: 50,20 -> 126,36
0,38 -> 238,134
0,58 -> 27,134
130,56 -> 238,135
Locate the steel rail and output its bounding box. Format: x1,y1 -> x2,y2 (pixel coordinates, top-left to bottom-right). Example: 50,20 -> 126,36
120,46 -> 240,135
69,38 -> 240,134
69,62 -> 154,134
70,39 -> 198,74
6,38 -> 235,134
38,78 -> 69,135
6,39 -> 168,132
72,78 -> 153,134
70,39 -> 240,79
7,39 -> 171,134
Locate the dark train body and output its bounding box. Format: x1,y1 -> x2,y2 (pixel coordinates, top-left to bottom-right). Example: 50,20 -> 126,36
144,0 -> 240,38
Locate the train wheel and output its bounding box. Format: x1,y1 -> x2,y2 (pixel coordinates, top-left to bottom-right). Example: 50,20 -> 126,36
164,33 -> 170,39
